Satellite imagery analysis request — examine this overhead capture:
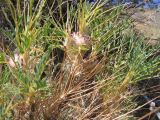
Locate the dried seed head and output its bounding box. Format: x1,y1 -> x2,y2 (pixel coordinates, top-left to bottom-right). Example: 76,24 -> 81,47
71,32 -> 91,47
62,32 -> 92,76
65,32 -> 92,58
8,57 -> 15,68
72,32 -> 86,45
6,52 -> 26,68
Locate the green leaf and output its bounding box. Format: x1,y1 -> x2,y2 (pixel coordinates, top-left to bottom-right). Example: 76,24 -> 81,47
0,53 -> 5,63
35,46 -> 53,81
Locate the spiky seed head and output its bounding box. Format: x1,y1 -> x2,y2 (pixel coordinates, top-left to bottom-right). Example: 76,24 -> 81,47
66,32 -> 91,58
7,52 -> 26,68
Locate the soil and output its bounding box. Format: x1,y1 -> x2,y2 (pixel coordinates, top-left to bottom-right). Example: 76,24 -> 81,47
131,9 -> 160,45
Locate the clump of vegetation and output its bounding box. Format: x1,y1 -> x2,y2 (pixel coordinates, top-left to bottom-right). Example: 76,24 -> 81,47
0,0 -> 159,119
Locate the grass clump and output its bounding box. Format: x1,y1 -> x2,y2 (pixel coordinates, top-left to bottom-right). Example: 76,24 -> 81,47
0,0 -> 159,119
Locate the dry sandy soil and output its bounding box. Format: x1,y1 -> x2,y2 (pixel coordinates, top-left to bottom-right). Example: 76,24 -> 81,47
131,9 -> 160,45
